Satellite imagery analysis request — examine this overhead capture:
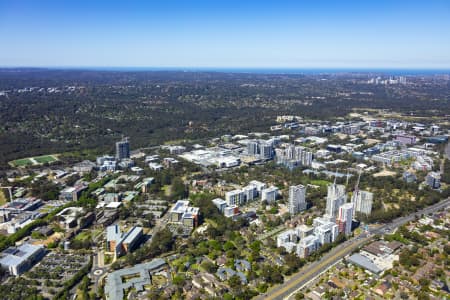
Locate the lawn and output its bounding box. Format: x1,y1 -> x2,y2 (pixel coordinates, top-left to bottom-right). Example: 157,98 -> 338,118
34,155 -> 58,164
310,179 -> 331,187
11,158 -> 33,167
0,190 -> 7,206
74,231 -> 91,242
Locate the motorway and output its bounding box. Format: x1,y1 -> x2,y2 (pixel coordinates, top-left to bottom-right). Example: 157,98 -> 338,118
256,198 -> 450,300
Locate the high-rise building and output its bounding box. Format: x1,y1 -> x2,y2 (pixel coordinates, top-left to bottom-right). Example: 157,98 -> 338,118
260,142 -> 274,160
288,185 -> 307,214
351,190 -> 373,216
338,203 -> 353,236
426,172 -> 441,189
247,140 -> 260,156
325,184 -> 346,221
247,140 -> 274,160
116,138 -> 130,160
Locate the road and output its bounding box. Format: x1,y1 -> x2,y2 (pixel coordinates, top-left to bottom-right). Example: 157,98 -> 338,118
257,198 -> 450,300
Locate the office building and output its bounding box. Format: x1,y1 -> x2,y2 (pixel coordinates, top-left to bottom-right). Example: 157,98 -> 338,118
352,190 -> 373,216
395,134 -> 416,145
288,185 -> 307,214
0,243 -> 45,276
168,200 -> 200,228
106,225 -> 143,257
59,185 -> 87,202
116,138 -> 130,160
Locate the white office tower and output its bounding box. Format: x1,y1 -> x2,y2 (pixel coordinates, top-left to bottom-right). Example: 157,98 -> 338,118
351,190 -> 373,216
288,185 -> 307,214
325,184 -> 347,221
338,203 -> 354,236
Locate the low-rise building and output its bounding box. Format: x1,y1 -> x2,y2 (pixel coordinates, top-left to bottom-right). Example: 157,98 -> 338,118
261,186 -> 279,203
59,185 -> 87,202
106,225 -> 143,257
0,243 -> 45,276
168,200 -> 200,228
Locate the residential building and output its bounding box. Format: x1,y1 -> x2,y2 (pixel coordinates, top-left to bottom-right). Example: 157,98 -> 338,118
225,189 -> 245,206
296,235 -> 319,258
288,184 -> 307,214
426,172 -> 441,189
212,198 -> 227,213
338,203 -> 353,235
261,186 -> 279,203
223,205 -> 239,217
352,190 -> 373,216
325,184 -> 346,221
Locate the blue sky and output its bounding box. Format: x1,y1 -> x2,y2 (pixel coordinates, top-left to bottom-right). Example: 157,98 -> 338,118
0,0 -> 449,69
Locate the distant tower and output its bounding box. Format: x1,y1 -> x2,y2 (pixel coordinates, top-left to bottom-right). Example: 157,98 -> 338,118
115,138 -> 130,160
288,185 -> 307,215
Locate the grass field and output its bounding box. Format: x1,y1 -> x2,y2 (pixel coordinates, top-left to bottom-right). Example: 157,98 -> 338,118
73,231 -> 91,242
10,154 -> 58,167
0,190 -> 7,206
310,179 -> 331,187
11,158 -> 34,167
34,155 -> 58,164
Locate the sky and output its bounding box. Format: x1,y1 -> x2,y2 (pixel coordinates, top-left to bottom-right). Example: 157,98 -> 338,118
0,0 -> 450,69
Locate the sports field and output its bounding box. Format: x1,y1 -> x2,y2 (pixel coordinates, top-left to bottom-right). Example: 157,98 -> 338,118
10,158 -> 34,167
10,154 -> 59,167
34,155 -> 58,164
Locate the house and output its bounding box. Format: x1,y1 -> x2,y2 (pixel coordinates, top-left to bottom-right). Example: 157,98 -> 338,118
374,281 -> 392,296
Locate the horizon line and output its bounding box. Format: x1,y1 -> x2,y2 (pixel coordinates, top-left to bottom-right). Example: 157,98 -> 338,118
1,66 -> 450,74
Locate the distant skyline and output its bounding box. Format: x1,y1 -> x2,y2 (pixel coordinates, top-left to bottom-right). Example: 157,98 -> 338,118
1,0 -> 450,69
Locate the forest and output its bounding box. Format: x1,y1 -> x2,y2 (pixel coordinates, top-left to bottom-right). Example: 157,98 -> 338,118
1,69 -> 449,168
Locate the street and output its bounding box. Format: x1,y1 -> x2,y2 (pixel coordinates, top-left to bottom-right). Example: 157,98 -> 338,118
257,197 -> 450,300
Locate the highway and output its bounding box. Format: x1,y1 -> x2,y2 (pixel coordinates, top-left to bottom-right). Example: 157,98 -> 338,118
256,198 -> 450,300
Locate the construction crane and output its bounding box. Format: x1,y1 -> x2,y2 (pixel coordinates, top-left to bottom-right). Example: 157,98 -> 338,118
333,168 -> 339,185
0,186 -> 13,202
